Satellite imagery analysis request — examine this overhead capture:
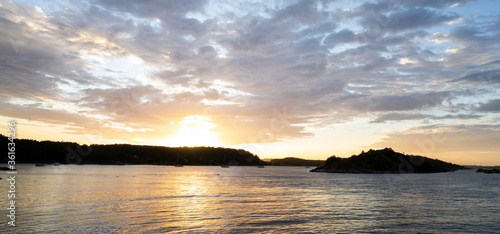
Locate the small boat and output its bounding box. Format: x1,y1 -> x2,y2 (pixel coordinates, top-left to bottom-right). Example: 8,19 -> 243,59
257,165 -> 265,168
35,163 -> 45,167
54,162 -> 60,166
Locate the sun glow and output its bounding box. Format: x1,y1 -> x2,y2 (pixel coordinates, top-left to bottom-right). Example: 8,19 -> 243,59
161,115 -> 222,147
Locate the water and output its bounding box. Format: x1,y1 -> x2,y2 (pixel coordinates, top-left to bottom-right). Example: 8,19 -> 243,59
0,165 -> 499,233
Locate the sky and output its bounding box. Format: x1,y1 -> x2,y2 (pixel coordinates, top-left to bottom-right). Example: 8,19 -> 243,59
1,0 -> 499,165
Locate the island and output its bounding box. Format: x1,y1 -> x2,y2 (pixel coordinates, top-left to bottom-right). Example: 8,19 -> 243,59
310,148 -> 465,173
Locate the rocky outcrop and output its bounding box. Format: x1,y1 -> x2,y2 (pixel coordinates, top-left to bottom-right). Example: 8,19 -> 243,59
310,148 -> 465,174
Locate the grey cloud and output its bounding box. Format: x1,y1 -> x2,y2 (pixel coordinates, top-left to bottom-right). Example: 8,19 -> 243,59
299,21 -> 336,37
371,113 -> 431,123
402,0 -> 471,8
0,101 -> 95,129
95,0 -> 208,18
287,77 -> 346,104
438,21 -> 500,68
153,69 -> 193,85
293,38 -> 323,54
361,7 -> 458,32
490,16 -> 500,32
477,99 -> 500,112
451,69 -> 500,83
323,29 -> 355,47
223,19 -> 293,53
379,30 -> 428,45
287,53 -> 327,79
347,0 -> 463,35
81,85 -> 170,117
448,25 -> 497,44
77,1 -> 217,67
0,51 -> 59,100
271,0 -> 325,25
355,0 -> 470,15
349,92 -> 451,112
288,62 -> 327,78
0,3 -> 111,101
371,112 -> 482,123
435,114 -> 483,120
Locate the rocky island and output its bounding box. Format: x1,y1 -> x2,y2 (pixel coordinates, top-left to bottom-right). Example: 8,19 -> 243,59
310,148 -> 465,173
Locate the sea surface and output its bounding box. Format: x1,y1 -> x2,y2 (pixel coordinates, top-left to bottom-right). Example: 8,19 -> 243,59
0,165 -> 499,233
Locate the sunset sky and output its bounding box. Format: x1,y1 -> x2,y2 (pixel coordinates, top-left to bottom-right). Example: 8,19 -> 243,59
1,0 -> 499,165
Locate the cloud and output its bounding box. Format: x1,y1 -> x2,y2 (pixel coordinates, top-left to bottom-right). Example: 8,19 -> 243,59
299,21 -> 337,37
348,92 -> 451,112
401,0 -> 471,8
477,99 -> 500,112
374,8 -> 459,32
370,113 -> 431,123
271,0 -> 325,25
0,1 -> 120,103
427,32 -> 449,44
323,29 -> 355,47
0,101 -> 93,127
448,25 -> 496,44
94,0 -> 208,19
451,69 -> 500,83
348,1 -> 461,35
370,112 -> 482,123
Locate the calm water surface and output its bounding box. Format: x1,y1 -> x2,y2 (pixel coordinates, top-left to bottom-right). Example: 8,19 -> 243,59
0,165 -> 499,233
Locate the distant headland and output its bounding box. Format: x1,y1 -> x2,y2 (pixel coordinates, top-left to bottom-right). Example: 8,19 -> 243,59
268,157 -> 324,167
476,168 -> 500,174
310,148 -> 465,173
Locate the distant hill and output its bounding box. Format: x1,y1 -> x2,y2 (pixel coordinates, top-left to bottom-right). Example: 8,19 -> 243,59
476,168 -> 500,174
0,135 -> 264,166
310,148 -> 465,173
269,157 -> 324,166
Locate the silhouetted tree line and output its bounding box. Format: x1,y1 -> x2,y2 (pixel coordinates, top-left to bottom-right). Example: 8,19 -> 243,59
269,157 -> 324,166
0,135 -> 264,166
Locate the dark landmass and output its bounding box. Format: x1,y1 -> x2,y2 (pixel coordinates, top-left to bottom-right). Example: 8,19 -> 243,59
310,148 -> 465,173
465,165 -> 500,169
269,157 -> 324,166
476,168 -> 500,174
0,134 -> 264,166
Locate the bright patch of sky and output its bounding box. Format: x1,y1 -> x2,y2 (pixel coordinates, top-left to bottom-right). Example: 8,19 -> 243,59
83,55 -> 160,88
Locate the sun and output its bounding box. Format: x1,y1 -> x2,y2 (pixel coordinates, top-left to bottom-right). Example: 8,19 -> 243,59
168,127 -> 220,147
161,115 -> 222,147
